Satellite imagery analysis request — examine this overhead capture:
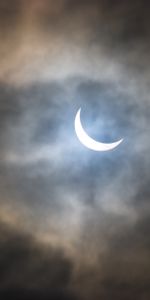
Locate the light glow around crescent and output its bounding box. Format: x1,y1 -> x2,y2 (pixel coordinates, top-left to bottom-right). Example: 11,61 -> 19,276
75,108 -> 123,151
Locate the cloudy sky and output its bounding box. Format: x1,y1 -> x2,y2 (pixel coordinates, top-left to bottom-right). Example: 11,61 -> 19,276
0,0 -> 150,299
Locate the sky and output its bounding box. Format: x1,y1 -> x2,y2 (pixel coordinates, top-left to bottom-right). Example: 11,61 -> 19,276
0,0 -> 150,299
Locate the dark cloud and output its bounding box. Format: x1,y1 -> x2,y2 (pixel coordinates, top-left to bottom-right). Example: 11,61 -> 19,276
0,0 -> 22,29
0,223 -> 76,300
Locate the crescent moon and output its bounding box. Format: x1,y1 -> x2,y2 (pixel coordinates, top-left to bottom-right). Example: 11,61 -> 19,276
74,108 -> 123,151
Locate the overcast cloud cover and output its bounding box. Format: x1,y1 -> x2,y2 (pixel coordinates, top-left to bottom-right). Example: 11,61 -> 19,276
0,1 -> 150,299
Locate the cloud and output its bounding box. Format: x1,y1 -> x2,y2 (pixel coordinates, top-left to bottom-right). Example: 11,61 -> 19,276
0,0 -> 149,85
0,1 -> 150,299
0,222 -> 77,299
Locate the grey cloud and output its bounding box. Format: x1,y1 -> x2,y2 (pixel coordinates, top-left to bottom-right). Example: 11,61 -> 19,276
0,223 -> 77,300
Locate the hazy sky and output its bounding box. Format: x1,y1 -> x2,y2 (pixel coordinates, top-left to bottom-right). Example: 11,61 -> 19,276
0,1 -> 150,299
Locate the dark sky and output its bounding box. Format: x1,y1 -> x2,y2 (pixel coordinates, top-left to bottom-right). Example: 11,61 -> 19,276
0,1 -> 150,299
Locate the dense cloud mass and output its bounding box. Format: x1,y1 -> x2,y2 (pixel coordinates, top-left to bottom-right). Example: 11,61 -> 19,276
0,0 -> 150,299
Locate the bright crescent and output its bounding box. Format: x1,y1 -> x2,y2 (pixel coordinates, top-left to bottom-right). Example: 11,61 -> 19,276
75,108 -> 123,151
